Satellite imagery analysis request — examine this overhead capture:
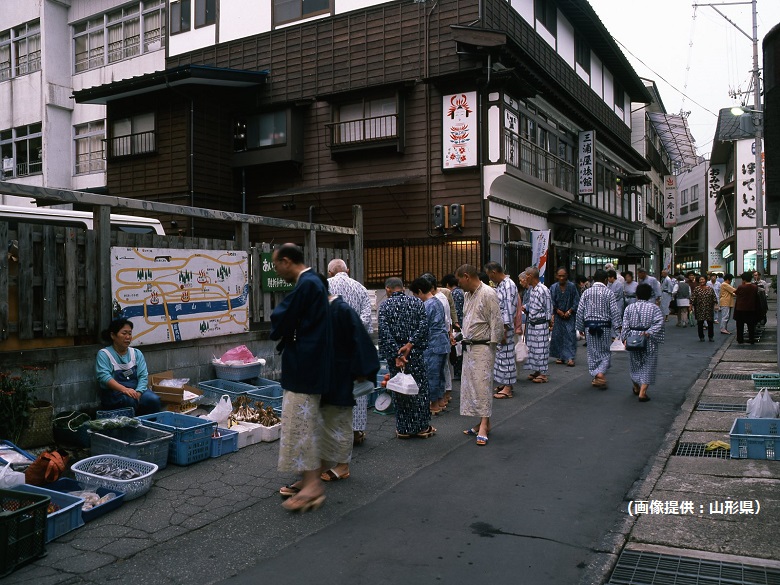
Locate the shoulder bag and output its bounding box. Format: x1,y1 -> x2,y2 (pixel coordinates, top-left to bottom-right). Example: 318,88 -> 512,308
625,327 -> 648,352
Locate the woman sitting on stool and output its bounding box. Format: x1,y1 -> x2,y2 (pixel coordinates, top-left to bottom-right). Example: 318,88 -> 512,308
96,318 -> 162,415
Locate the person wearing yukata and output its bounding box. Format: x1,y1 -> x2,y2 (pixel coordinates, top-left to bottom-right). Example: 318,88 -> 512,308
410,277 -> 450,415
421,273 -> 455,407
443,273 -> 465,380
620,283 -> 665,402
623,271 -> 638,309
270,243 -> 332,513
576,269 -> 622,389
378,277 -> 435,439
523,266 -> 553,384
636,267 -> 662,307
659,270 -> 675,322
485,262 -> 518,399
550,267 -> 580,368
606,269 -> 624,316
327,258 -> 373,447
316,274 -> 379,484
455,264 -> 503,446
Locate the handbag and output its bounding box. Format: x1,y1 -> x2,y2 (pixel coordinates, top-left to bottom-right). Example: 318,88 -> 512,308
515,334 -> 529,363
625,328 -> 648,352
386,371 -> 419,395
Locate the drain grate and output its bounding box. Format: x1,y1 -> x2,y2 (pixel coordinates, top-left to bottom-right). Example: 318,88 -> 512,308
673,442 -> 731,458
608,549 -> 780,584
710,373 -> 753,380
696,402 -> 747,412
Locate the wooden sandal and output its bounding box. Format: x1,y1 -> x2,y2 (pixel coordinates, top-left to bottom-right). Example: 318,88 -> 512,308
531,375 -> 548,383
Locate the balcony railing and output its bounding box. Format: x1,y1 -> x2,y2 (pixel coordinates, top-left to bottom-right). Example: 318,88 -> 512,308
327,114 -> 399,147
504,132 -> 575,194
106,130 -> 156,158
16,160 -> 43,177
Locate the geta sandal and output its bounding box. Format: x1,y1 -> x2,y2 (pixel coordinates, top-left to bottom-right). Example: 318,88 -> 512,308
531,375 -> 548,383
282,493 -> 326,512
493,389 -> 513,399
414,425 -> 436,439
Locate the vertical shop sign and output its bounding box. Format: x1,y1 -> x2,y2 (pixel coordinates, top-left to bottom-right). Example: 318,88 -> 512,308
578,131 -> 595,196
663,175 -> 677,227
531,230 -> 550,284
736,139 -> 759,228
443,92 -> 477,168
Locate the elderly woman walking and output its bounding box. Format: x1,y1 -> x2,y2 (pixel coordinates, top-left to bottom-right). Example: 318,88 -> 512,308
550,267 -> 580,368
621,283 -> 665,402
691,275 -> 717,342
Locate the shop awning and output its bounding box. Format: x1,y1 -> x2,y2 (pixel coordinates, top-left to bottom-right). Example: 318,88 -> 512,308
615,243 -> 651,259
646,112 -> 699,169
673,218 -> 701,244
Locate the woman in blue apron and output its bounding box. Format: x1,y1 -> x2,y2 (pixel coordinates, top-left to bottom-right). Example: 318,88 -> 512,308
96,318 -> 161,415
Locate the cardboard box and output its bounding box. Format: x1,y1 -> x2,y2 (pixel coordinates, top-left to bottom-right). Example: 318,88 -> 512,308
150,371 -> 203,406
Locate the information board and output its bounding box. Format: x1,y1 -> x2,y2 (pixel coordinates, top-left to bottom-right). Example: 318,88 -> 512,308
111,247 -> 249,345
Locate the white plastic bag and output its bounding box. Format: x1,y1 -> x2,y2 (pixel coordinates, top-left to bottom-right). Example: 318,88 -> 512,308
0,462 -> 25,488
609,338 -> 626,352
515,335 -> 529,363
746,388 -> 780,418
202,394 -> 233,425
386,371 -> 419,395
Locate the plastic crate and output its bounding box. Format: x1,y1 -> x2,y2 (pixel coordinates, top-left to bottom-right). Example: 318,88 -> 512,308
71,454 -> 158,501
0,440 -> 35,469
246,382 -> 283,411
197,379 -> 258,405
752,373 -> 780,390
96,407 -> 135,419
0,488 -> 48,577
730,418 -> 780,460
136,412 -> 217,466
43,478 -> 125,523
213,361 -> 263,381
88,426 -> 173,470
12,485 -> 84,543
210,427 -> 239,458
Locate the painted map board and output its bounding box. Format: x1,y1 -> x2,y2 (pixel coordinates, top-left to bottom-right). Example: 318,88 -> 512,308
111,247 -> 249,346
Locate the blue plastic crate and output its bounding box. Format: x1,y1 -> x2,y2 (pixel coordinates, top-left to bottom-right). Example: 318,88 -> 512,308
246,382 -> 283,410
96,407 -> 135,419
730,418 -> 780,460
43,479 -> 125,523
13,485 -> 84,543
197,379 -> 258,405
210,427 -> 239,458
0,441 -> 35,469
137,412 -> 217,466
88,425 -> 173,470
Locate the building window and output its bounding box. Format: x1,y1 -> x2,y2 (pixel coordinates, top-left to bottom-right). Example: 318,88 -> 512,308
1,123 -> 43,178
534,0 -> 557,37
680,188 -> 688,205
234,111 -> 287,151
109,113 -> 155,157
195,0 -> 216,28
74,121 -> 106,174
73,2 -> 165,73
13,20 -> 41,77
691,184 -> 699,201
575,34 -> 590,73
0,31 -> 10,81
274,0 -> 332,26
614,82 -> 625,112
331,96 -> 398,146
171,0 -> 192,34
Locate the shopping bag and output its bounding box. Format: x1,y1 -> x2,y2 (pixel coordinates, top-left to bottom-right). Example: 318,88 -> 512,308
386,371 -> 419,395
746,388 -> 780,418
203,395 -> 233,425
515,336 -> 529,363
0,463 -> 25,488
609,338 -> 626,352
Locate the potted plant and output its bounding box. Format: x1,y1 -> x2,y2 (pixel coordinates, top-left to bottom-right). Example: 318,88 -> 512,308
0,366 -> 49,446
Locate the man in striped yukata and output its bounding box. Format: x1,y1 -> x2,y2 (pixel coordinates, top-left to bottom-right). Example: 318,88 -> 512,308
523,266 -> 553,384
575,269 -> 622,389
485,262 -> 518,398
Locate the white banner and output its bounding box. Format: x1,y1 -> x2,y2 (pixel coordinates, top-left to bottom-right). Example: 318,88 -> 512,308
663,175 -> 677,227
531,230 -> 551,284
443,92 -> 478,169
736,139 -> 760,228
578,131 -> 595,195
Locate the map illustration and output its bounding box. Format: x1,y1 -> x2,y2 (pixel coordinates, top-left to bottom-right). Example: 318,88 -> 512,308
111,247 -> 249,346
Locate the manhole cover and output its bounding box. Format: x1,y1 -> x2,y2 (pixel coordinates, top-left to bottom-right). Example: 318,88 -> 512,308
673,442 -> 730,458
696,402 -> 747,412
608,549 -> 780,584
710,374 -> 752,380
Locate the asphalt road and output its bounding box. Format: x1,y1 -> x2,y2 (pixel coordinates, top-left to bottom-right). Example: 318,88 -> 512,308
222,322 -> 726,585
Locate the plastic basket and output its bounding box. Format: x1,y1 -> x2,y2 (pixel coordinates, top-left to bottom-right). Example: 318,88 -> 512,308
210,427 -> 239,458
246,381 -> 284,411
197,379 -> 258,405
43,478 -> 125,523
730,418 -> 780,460
71,455 -> 158,501
213,361 -> 263,381
88,426 -> 173,470
0,440 -> 35,469
0,488 -> 48,577
12,485 -> 85,543
96,407 -> 135,419
751,373 -> 780,390
136,412 -> 217,466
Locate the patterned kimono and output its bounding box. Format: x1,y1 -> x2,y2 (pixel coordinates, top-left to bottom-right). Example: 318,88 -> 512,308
493,277 -> 518,386
378,291 -> 431,435
460,283 -> 503,417
608,279 -> 624,315
621,301 -> 665,385
523,282 -> 553,374
623,281 -> 638,308
422,297 -> 449,403
549,280 -> 580,362
575,282 -> 622,377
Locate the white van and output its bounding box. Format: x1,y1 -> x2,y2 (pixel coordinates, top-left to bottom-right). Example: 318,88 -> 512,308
0,204 -> 165,235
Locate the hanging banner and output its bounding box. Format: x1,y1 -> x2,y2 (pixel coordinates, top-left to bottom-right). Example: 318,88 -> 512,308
531,230 -> 550,284
578,131 -> 596,196
663,250 -> 672,273
663,175 -> 677,227
736,139 -> 760,228
442,92 -> 477,169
